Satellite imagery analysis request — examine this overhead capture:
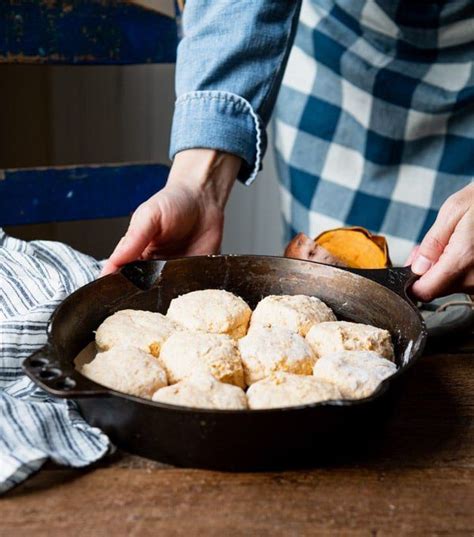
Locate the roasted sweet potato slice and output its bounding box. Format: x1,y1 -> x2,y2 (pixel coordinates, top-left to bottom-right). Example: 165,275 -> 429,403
285,227 -> 391,269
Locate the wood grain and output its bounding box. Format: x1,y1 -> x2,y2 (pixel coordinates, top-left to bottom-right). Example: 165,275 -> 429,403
2,347 -> 473,536
2,467 -> 473,536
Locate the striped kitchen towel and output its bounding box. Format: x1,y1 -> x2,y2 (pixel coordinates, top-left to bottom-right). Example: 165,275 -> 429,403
0,230 -> 110,494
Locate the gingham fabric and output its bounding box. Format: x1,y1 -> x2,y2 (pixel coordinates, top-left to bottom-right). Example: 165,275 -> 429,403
0,231 -> 110,494
274,0 -> 474,264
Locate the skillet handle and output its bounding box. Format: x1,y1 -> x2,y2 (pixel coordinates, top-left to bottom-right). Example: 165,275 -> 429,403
119,259 -> 169,290
23,346 -> 111,399
344,266 -> 419,304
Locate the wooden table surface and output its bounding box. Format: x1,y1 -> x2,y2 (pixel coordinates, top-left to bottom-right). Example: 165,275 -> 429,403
2,334 -> 473,536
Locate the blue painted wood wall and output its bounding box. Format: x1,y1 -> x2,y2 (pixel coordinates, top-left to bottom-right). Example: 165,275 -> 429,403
0,2 -> 177,225
0,164 -> 169,225
0,1 -> 178,64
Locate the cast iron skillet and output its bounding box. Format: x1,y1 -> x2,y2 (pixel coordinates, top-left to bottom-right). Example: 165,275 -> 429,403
23,255 -> 427,470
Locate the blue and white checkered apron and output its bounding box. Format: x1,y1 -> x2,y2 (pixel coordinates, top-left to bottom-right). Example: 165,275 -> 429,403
274,0 -> 474,264
0,231 -> 110,494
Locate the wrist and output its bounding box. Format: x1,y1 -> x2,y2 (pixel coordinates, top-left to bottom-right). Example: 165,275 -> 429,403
169,149 -> 240,209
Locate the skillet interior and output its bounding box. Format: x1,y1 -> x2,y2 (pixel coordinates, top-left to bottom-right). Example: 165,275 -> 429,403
25,256 -> 427,469
50,255 -> 425,373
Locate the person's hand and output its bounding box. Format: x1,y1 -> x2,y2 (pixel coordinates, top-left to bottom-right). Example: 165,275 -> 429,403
101,149 -> 241,276
407,183 -> 474,302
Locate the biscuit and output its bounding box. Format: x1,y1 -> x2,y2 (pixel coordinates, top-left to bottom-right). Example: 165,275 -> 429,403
306,321 -> 394,361
247,372 -> 341,409
238,326 -> 316,385
312,350 -> 397,399
95,309 -> 180,357
166,289 -> 252,338
152,372 -> 247,410
159,331 -> 245,388
250,294 -> 336,336
80,345 -> 167,399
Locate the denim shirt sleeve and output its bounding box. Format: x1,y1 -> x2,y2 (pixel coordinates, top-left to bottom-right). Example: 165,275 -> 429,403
169,0 -> 302,184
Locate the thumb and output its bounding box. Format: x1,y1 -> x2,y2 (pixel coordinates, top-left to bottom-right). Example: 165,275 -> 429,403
411,199 -> 461,276
101,203 -> 160,276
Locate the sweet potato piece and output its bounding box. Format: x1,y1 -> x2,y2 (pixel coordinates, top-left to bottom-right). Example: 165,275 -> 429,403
315,227 -> 390,268
284,228 -> 391,269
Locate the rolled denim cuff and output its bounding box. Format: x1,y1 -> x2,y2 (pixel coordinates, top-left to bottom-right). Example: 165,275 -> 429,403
169,90 -> 265,185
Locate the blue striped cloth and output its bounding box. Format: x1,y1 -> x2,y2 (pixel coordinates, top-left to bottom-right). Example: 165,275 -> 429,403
0,231 -> 110,494
274,0 -> 474,264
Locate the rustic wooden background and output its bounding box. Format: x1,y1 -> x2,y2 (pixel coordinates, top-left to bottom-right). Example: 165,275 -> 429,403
0,1 -> 282,258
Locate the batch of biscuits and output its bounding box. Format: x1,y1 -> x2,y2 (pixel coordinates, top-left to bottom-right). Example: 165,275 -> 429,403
78,289 -> 397,410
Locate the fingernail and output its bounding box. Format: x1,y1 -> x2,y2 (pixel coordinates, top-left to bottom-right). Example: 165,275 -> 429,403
411,255 -> 432,275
